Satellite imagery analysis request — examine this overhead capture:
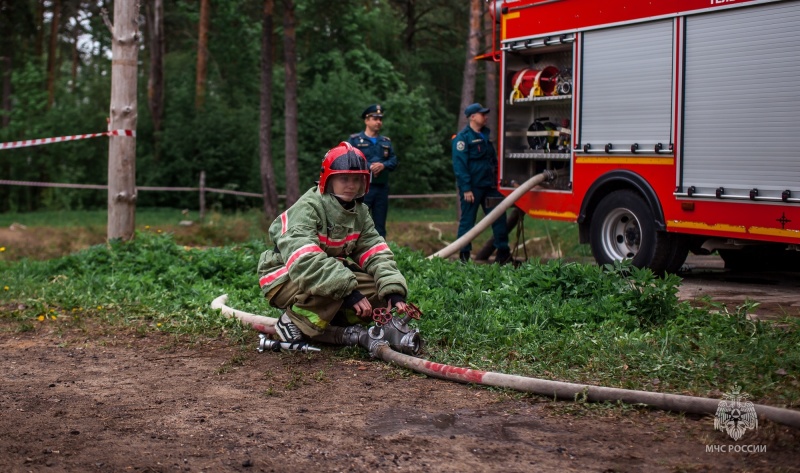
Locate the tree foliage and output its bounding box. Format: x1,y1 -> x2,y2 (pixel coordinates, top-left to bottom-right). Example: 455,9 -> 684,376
1,0 -> 493,213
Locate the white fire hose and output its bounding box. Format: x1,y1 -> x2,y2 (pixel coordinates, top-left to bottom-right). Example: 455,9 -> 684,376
211,295 -> 800,429
429,170 -> 555,259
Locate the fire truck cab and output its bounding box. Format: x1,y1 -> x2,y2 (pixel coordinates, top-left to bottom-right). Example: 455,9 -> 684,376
493,0 -> 800,273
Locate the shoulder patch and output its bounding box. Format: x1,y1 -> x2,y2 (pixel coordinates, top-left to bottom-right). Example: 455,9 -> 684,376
349,133 -> 360,139
456,141 -> 465,151
382,136 -> 391,142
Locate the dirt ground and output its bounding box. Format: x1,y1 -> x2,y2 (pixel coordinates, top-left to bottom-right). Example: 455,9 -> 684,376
2,321 -> 799,473
2,224 -> 800,472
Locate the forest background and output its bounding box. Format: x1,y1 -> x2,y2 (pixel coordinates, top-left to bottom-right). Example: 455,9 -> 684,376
0,0 -> 497,217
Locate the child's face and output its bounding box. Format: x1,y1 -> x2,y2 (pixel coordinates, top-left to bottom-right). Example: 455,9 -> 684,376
329,174 -> 365,201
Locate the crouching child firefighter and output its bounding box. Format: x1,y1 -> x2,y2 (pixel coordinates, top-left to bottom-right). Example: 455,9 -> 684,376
257,142 -> 410,344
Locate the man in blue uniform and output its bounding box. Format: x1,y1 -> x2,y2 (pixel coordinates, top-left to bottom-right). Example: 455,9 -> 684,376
452,103 -> 511,264
348,104 -> 398,238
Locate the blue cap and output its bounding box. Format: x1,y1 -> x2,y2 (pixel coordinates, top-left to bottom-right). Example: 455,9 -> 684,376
361,104 -> 384,119
464,103 -> 490,117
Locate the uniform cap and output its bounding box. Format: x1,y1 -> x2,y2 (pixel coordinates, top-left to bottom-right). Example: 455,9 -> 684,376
464,103 -> 490,117
362,104 -> 384,119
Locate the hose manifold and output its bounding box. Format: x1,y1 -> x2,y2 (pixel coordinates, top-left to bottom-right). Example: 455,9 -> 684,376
369,319 -> 422,357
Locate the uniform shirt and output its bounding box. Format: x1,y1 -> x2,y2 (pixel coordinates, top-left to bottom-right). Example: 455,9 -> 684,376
348,132 -> 398,185
452,125 -> 498,193
257,187 -> 407,300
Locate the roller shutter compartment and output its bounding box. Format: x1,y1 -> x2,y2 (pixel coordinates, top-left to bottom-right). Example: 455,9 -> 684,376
580,20 -> 673,151
682,1 -> 800,200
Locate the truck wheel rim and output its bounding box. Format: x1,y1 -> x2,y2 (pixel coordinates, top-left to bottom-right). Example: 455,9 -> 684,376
600,208 -> 641,260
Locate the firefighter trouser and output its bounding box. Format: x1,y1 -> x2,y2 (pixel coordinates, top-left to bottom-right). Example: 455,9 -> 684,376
266,271 -> 384,338
457,186 -> 509,253
364,183 -> 389,238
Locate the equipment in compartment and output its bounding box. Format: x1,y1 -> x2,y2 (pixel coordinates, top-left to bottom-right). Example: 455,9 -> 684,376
526,118 -> 571,152
556,119 -> 571,152
555,68 -> 573,96
509,66 -> 559,102
526,117 -> 558,150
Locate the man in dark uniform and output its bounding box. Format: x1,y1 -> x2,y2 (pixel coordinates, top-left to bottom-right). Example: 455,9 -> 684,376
452,103 -> 511,264
348,104 -> 398,238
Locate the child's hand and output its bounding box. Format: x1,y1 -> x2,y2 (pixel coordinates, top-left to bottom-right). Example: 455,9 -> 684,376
394,301 -> 408,313
352,298 -> 373,318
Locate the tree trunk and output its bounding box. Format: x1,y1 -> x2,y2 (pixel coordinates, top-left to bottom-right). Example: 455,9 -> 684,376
283,0 -> 300,206
46,0 -> 61,108
36,0 -> 44,57
107,0 -> 140,241
195,0 -> 210,110
403,0 -> 415,51
259,0 -> 279,220
1,56 -> 10,128
146,0 -> 165,141
71,28 -> 79,93
457,0 -> 480,131
455,0 -> 482,222
483,2 -> 497,120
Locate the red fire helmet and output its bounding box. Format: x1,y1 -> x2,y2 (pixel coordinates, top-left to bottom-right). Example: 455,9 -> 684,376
318,141 -> 371,195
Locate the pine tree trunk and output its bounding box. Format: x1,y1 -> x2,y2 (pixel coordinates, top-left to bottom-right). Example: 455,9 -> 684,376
146,0 -> 165,142
195,0 -> 210,110
1,56 -> 10,128
46,0 -> 61,108
107,0 -> 140,241
456,0 -> 481,131
71,29 -> 79,93
455,0 -> 482,222
35,0 -> 44,57
283,0 -> 300,206
259,0 -> 279,220
483,2 -> 497,120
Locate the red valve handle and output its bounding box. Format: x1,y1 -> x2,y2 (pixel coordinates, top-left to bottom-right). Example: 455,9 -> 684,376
372,305 -> 393,326
372,302 -> 423,325
403,302 -> 422,320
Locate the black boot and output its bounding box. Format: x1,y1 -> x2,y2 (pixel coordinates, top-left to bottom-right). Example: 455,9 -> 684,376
495,248 -> 512,265
459,251 -> 471,263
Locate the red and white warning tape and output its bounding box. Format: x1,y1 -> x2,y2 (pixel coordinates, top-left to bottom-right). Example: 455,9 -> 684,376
0,129 -> 136,150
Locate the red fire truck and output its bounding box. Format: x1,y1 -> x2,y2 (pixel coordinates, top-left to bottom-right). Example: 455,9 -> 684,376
490,0 -> 800,273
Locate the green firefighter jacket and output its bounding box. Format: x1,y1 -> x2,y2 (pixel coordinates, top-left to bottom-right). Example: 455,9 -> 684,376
257,186 -> 408,301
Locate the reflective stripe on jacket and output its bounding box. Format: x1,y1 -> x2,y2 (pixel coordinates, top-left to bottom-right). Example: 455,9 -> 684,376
257,187 -> 407,300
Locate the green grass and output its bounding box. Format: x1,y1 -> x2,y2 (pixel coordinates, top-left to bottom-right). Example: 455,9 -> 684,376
1,232 -> 798,408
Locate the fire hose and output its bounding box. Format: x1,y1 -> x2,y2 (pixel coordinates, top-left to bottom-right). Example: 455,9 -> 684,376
429,170 -> 556,260
211,295 -> 800,429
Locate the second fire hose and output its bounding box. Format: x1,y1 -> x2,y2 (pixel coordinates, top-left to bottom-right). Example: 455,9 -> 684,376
428,170 -> 556,260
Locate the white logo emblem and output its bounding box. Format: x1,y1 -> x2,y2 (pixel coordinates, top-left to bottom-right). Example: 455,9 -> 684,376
715,386 -> 758,441
456,141 -> 465,151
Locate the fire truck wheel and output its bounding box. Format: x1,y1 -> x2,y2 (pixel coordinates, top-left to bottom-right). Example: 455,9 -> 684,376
589,190 -> 673,274
664,234 -> 690,275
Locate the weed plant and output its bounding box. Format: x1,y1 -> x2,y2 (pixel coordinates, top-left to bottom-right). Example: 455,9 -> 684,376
1,232 -> 798,406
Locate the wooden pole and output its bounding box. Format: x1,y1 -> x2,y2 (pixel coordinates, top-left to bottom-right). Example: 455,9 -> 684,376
199,170 -> 206,220
107,1 -> 140,241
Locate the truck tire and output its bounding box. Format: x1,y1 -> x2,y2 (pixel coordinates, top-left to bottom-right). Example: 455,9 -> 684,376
664,234 -> 690,274
589,190 -> 672,274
